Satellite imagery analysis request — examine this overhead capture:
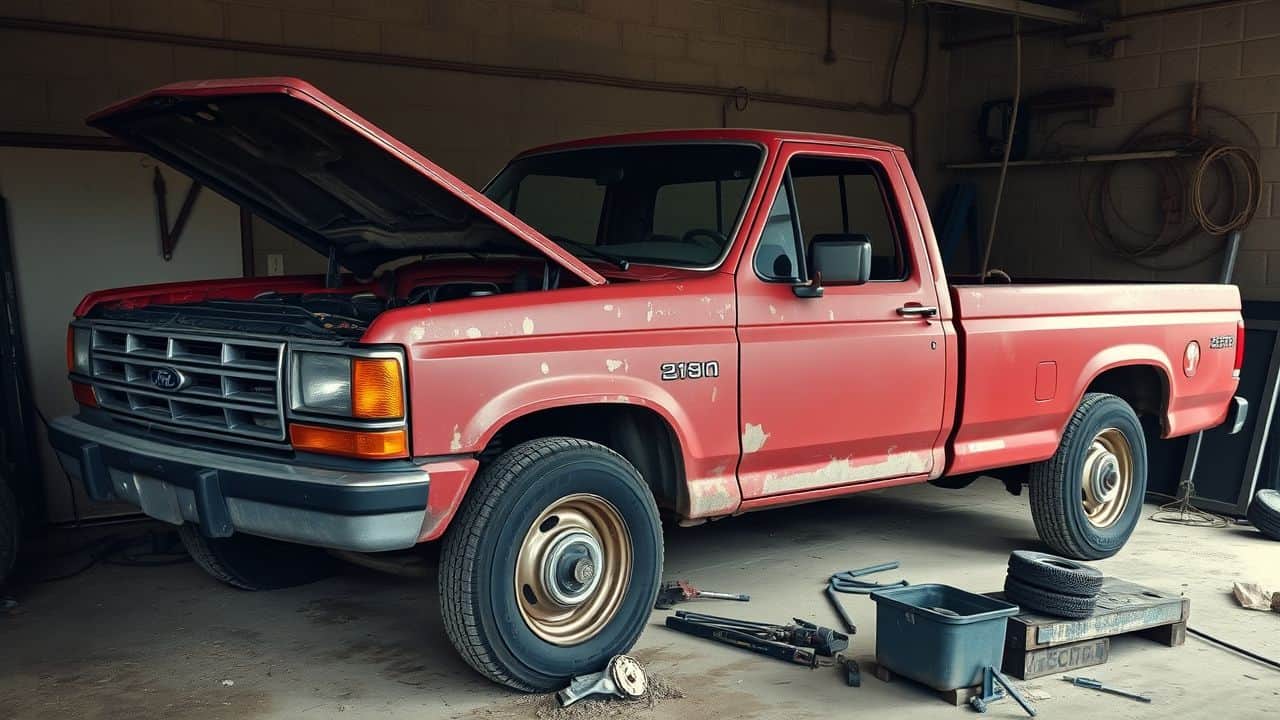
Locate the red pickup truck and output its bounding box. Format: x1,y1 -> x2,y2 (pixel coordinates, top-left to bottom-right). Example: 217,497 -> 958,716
50,78 -> 1246,690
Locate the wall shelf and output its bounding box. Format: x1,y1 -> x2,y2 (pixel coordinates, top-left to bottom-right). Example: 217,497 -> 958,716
944,149 -> 1192,170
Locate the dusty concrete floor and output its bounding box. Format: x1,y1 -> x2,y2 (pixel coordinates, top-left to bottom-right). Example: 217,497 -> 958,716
1,480 -> 1278,719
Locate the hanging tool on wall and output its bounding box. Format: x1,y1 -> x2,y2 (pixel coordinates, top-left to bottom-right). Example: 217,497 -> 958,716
152,167 -> 202,261
654,579 -> 750,609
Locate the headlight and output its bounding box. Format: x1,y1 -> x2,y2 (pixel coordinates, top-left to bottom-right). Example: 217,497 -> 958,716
292,351 -> 404,420
67,325 -> 91,375
295,352 -> 353,415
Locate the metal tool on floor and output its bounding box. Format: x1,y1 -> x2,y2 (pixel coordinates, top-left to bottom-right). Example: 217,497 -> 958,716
837,654 -> 862,687
556,655 -> 648,708
830,561 -> 908,593
970,666 -> 1037,715
664,611 -> 848,668
654,579 -> 751,609
825,561 -> 907,634
1063,676 -> 1152,703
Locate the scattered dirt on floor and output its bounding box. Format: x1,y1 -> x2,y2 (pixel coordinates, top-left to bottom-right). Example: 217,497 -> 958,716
468,674 -> 686,720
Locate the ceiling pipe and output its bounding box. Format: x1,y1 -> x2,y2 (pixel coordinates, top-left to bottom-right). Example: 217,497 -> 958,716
941,0 -> 1261,49
0,16 -> 901,119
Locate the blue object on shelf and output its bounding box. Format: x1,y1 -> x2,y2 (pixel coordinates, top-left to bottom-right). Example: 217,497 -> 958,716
870,584 -> 1020,691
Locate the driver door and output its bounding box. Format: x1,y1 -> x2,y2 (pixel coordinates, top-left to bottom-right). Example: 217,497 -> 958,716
735,143 -> 947,500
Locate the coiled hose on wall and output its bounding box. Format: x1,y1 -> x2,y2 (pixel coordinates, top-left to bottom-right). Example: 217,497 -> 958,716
1079,105 -> 1263,271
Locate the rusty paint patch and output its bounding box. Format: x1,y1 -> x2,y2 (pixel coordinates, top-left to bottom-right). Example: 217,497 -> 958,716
521,317 -> 534,335
465,327 -> 482,339
449,425 -> 463,452
741,423 -> 769,454
686,473 -> 739,518
760,453 -> 930,495
606,359 -> 624,373
540,362 -> 550,375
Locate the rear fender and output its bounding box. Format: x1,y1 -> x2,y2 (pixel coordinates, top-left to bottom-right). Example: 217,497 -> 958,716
1073,345 -> 1174,430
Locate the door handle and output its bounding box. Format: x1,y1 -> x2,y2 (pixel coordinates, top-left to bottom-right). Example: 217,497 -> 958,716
897,305 -> 939,318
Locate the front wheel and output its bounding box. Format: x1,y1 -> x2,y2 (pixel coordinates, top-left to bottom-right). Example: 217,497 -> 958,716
1029,393 -> 1147,560
440,438 -> 662,691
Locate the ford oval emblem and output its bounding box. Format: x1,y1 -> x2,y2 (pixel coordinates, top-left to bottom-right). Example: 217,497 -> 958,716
148,366 -> 189,391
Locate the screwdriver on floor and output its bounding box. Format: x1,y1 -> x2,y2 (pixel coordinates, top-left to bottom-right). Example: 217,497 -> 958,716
1063,676 -> 1152,703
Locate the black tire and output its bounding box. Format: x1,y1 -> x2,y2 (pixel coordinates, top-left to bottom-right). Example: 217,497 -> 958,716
177,525 -> 336,591
440,438 -> 663,692
1029,393 -> 1147,560
1004,575 -> 1096,619
1007,550 -> 1103,597
0,479 -> 17,587
1247,489 -> 1280,541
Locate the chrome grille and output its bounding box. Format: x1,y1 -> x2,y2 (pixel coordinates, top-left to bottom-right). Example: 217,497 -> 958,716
87,325 -> 286,443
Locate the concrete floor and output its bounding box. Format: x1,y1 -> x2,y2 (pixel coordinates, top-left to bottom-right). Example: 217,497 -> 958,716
1,480 -> 1278,719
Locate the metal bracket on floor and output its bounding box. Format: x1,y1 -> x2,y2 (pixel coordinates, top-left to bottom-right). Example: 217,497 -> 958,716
971,666 -> 1037,715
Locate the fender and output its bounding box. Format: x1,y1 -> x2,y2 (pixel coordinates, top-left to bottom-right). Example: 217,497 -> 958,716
1071,345 -> 1174,432
462,373 -> 702,459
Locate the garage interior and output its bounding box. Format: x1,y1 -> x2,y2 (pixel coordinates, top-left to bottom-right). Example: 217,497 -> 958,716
1,0 -> 1279,717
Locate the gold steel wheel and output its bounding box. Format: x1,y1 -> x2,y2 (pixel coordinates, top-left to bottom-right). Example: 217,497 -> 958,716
1081,427 -> 1134,529
515,493 -> 631,646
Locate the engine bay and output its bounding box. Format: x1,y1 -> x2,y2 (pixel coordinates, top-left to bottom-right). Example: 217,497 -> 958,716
84,258 -> 579,339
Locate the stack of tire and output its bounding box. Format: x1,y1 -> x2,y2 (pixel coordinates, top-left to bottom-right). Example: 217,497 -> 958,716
1003,550 -> 1102,619
1247,490 -> 1280,541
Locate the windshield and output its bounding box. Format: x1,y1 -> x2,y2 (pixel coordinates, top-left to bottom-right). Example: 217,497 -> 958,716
485,144 -> 763,269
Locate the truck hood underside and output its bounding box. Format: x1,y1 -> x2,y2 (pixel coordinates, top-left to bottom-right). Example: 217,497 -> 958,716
87,77 -> 604,283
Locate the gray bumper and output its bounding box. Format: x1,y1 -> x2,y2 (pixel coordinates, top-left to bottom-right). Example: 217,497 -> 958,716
49,416 -> 430,552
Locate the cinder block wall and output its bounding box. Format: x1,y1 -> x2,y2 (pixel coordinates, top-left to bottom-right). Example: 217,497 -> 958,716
0,0 -> 951,274
944,0 -> 1280,299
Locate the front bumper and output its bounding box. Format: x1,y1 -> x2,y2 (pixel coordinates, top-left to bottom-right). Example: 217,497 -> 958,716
48,415 -> 431,552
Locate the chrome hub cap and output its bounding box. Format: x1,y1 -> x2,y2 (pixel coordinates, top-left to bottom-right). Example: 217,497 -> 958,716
1081,428 -> 1134,528
515,493 -> 631,645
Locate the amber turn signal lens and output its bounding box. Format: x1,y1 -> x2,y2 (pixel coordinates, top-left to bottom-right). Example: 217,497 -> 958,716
352,358 -> 404,419
71,381 -> 98,407
290,423 -> 408,459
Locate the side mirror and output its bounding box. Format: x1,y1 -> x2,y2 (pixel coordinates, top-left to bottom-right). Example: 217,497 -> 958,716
793,234 -> 871,298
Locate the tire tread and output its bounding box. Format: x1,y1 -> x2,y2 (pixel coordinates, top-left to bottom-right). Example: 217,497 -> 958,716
1004,574 -> 1097,619
439,437 -> 660,692
1007,550 -> 1103,597
1028,393 -> 1143,560
1247,489 -> 1280,541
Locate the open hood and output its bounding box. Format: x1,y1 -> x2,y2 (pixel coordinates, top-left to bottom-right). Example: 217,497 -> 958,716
87,77 -> 605,284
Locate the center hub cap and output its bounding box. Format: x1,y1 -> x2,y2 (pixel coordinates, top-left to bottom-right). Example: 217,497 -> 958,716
543,532 -> 604,607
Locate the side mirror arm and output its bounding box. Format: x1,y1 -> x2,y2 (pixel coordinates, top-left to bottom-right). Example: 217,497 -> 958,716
792,271 -> 824,298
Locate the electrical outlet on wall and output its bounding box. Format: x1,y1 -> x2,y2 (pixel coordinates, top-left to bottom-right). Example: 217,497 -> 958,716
267,254 -> 284,276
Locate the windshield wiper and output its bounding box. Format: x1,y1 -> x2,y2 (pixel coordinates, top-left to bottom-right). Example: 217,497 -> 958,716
555,238 -> 630,271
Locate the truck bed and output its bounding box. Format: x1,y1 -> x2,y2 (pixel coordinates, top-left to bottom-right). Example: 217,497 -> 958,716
946,282 -> 1241,476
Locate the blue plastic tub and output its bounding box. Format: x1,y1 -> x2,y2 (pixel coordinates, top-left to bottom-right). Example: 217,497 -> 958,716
870,584 -> 1020,691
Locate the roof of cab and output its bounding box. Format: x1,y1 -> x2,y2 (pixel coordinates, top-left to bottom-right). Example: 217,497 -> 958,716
518,128 -> 905,158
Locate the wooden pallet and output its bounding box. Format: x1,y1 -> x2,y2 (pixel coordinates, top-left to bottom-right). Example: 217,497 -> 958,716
993,577 -> 1189,680
869,661 -> 987,707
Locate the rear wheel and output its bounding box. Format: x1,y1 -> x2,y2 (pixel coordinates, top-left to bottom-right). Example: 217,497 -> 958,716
1029,393 -> 1147,560
440,438 -> 662,691
177,526 -> 336,590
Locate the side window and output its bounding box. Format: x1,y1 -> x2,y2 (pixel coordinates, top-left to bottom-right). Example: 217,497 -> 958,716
753,184 -> 801,281
509,175 -> 605,246
785,156 -> 908,282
